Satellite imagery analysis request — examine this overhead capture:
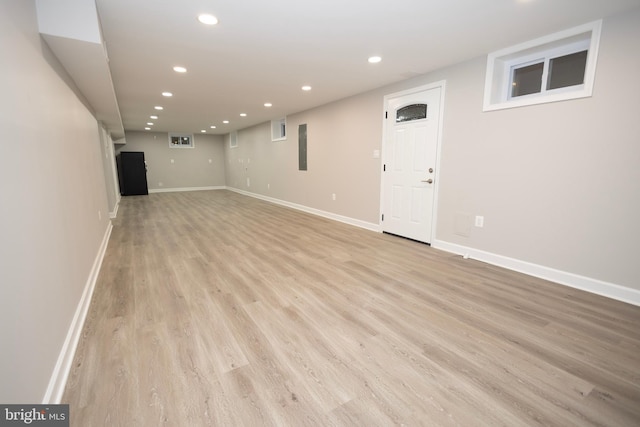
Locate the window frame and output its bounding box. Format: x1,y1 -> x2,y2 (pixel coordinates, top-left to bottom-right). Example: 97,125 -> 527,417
271,117 -> 287,141
168,132 -> 194,148
229,131 -> 238,148
483,20 -> 602,112
506,39 -> 590,101
546,49 -> 589,91
509,58 -> 545,99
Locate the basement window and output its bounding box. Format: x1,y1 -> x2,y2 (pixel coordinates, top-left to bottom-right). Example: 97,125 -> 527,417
483,20 -> 601,111
169,133 -> 194,148
271,117 -> 286,141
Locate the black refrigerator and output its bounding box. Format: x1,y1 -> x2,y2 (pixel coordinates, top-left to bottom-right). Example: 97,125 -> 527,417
116,151 -> 149,196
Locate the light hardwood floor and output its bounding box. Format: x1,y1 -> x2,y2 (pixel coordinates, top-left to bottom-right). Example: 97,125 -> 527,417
63,190 -> 640,426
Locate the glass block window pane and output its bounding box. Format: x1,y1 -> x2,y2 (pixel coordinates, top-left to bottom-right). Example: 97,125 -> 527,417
511,62 -> 544,97
396,104 -> 427,123
547,50 -> 587,90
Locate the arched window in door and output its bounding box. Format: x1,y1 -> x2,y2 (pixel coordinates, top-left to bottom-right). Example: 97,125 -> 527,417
396,104 -> 427,123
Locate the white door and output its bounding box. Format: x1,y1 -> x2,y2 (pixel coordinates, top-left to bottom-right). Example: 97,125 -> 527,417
382,85 -> 443,243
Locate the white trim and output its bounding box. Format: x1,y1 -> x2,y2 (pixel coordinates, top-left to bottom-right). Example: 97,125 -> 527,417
108,132 -> 121,211
432,239 -> 640,307
149,186 -> 226,194
228,187 -> 381,232
271,117 -> 287,141
42,222 -> 113,404
505,39 -> 589,102
197,187 -> 639,306
109,199 -> 119,219
380,80 -> 447,243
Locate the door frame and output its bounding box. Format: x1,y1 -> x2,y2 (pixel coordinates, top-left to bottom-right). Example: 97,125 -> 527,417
379,80 -> 446,243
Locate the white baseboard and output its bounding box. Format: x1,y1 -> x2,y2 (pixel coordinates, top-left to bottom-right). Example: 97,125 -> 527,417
109,200 -> 119,219
228,187 -> 639,306
149,186 -> 225,194
228,188 -> 381,232
42,222 -> 113,404
228,187 -> 639,307
432,240 -> 640,307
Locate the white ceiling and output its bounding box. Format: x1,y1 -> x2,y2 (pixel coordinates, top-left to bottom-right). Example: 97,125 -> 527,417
95,0 -> 640,135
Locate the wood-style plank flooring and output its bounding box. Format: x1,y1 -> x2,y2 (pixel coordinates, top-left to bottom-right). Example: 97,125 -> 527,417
63,190 -> 640,426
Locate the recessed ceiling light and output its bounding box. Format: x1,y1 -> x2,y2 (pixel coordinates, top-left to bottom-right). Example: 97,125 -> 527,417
198,14 -> 218,25
201,130 -> 207,133
368,56 -> 382,64
145,127 -> 151,130
240,113 -> 247,117
162,92 -> 173,97
150,115 -> 158,119
264,103 -> 273,107
173,66 -> 187,73
222,120 -> 229,124
302,85 -> 312,91
154,106 -> 163,110
147,122 -> 154,125
210,125 -> 216,129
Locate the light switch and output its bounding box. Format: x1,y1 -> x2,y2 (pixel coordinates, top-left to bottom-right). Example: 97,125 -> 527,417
373,149 -> 380,158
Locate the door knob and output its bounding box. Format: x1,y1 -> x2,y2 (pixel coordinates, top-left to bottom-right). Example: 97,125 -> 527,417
421,179 -> 433,184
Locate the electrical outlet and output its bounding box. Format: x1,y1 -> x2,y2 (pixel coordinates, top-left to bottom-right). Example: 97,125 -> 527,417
475,216 -> 484,228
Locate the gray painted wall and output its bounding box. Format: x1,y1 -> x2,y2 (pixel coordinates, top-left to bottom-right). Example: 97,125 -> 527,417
224,90 -> 383,223
0,0 -> 111,402
99,125 -> 120,217
120,131 -> 226,192
225,8 -> 640,293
